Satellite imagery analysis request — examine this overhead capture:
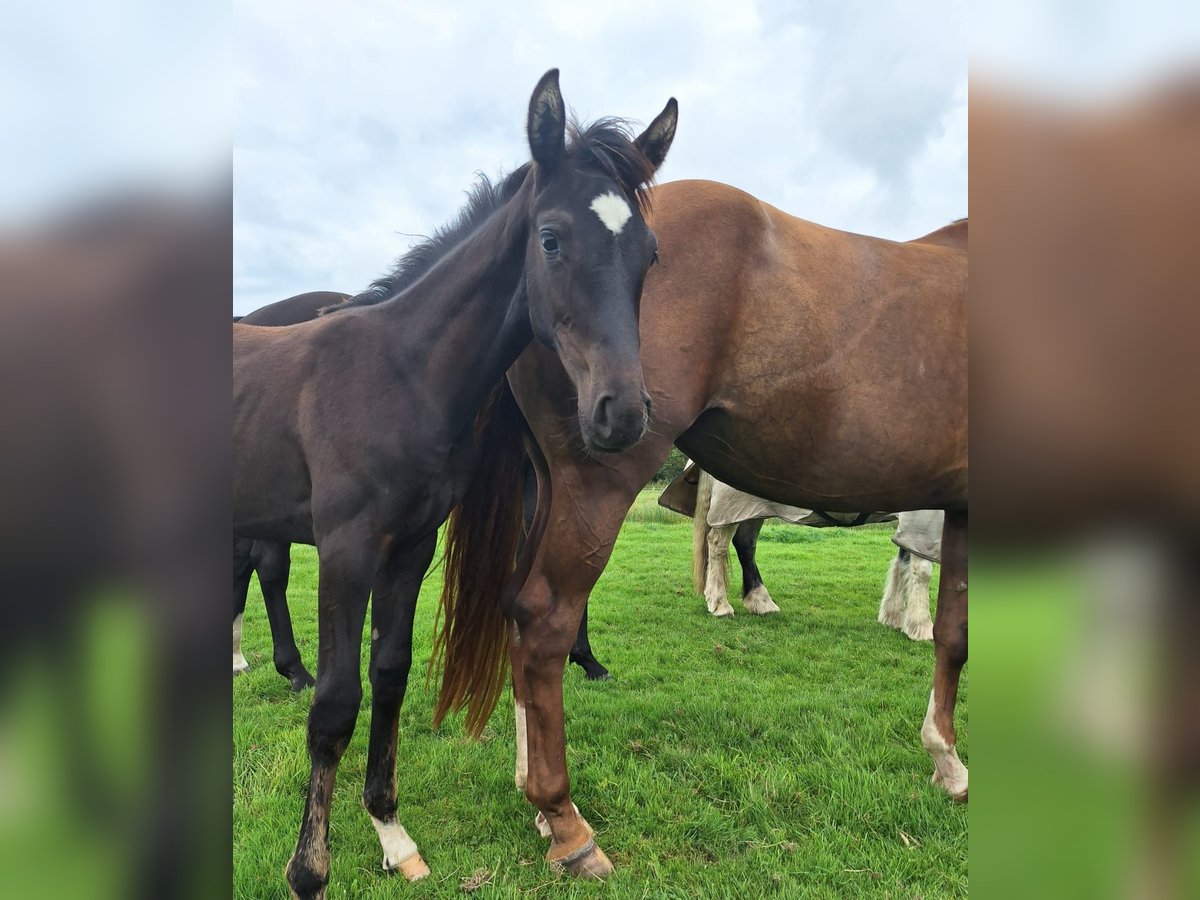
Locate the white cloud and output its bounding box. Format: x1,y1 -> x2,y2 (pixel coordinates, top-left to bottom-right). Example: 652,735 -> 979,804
234,0 -> 966,313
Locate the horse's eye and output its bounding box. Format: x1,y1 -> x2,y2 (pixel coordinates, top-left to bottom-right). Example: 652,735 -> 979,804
652,249 -> 660,266
539,231 -> 559,254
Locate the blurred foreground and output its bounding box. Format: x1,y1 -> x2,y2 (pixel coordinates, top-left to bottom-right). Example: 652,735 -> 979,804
1,5 -> 1198,897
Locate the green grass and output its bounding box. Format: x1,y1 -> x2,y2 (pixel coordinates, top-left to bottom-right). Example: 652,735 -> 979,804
234,492 -> 967,898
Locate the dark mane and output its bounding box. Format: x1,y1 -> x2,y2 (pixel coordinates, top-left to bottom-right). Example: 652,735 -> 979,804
328,118 -> 658,314
328,163 -> 531,312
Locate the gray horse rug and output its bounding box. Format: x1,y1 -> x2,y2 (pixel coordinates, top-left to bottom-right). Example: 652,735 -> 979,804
658,462 -> 944,562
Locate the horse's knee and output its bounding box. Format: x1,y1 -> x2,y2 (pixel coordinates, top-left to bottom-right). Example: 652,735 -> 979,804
933,615 -> 968,668
370,653 -> 413,699
307,682 -> 362,760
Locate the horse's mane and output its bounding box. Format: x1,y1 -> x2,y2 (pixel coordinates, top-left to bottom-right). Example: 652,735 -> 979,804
327,118 -> 657,314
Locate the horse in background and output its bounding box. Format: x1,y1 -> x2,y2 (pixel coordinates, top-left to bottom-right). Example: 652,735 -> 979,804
669,465 -> 942,641
232,291 -> 350,691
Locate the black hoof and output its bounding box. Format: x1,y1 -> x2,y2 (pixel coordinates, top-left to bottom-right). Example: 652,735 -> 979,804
288,669 -> 316,692
584,668 -> 612,681
285,858 -> 326,900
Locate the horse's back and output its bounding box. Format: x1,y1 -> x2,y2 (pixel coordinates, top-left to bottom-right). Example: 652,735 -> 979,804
239,291 -> 350,326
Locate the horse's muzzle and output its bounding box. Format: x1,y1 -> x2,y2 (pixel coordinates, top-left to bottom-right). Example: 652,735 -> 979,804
581,390 -> 649,452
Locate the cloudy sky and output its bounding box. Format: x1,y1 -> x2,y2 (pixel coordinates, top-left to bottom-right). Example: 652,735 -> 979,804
233,0 -> 967,314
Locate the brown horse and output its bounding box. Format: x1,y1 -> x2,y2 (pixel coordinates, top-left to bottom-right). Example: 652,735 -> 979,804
436,180 -> 966,875
234,70 -> 677,897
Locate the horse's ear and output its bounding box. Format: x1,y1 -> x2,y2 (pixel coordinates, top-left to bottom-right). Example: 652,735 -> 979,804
527,69 -> 566,171
636,98 -> 678,173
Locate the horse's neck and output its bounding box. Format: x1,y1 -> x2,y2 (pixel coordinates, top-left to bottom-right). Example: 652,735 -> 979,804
377,183 -> 533,423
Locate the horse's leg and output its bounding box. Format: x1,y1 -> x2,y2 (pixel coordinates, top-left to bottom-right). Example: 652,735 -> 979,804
921,510 -> 968,800
903,554 -> 936,642
285,527 -> 378,900
734,519 -> 779,614
568,606 -> 611,680
362,533 -> 436,881
514,466 -> 656,878
233,536 -> 254,674
703,523 -> 737,617
253,539 -> 316,690
878,547 -> 909,631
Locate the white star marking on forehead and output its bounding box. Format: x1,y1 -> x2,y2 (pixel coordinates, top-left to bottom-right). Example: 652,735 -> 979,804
589,191 -> 633,236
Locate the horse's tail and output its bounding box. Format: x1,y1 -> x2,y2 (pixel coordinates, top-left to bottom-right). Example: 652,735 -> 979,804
692,468 -> 715,593
430,381 -> 526,737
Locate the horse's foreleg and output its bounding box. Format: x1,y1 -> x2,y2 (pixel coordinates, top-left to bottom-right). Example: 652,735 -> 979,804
733,519 -> 778,614
285,529 -> 377,900
515,571 -> 611,877
253,539 -> 315,690
513,470 -> 648,879
233,536 -> 254,674
878,547 -> 908,630
903,554 -> 936,642
362,533 -> 436,881
703,524 -> 737,617
921,510 -> 968,800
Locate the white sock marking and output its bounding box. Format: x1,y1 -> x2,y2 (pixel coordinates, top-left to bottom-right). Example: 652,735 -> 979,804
704,525 -> 735,617
878,554 -> 907,629
515,701 -> 529,790
369,815 -> 420,871
590,191 -> 632,235
920,688 -> 968,798
233,613 -> 249,673
903,556 -> 935,641
743,583 -> 780,615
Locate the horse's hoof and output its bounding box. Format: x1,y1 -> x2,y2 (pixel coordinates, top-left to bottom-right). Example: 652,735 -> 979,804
233,654 -> 250,675
284,859 -> 326,900
289,670 -> 317,691
931,766 -> 968,801
548,839 -> 613,880
709,601 -> 735,618
585,669 -> 612,681
389,852 -> 430,881
742,586 -> 780,615
903,620 -> 934,641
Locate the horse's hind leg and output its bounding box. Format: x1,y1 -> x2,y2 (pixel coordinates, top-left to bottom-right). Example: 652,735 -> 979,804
362,533 -> 436,881
568,606 -> 611,680
703,524 -> 737,617
233,536 -> 254,674
902,554 -> 936,642
253,539 -> 315,691
734,519 -> 779,614
286,529 -> 378,900
921,510 -> 968,800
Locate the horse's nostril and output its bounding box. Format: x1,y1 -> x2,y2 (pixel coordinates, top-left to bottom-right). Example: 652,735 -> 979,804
593,394 -> 614,429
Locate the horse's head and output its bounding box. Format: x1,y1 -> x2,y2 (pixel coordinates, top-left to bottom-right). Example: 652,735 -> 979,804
521,69 -> 677,453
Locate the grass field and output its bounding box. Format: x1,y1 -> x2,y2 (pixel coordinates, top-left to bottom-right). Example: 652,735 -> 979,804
234,490 -> 968,898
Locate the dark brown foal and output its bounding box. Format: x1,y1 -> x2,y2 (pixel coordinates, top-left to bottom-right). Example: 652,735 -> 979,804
234,71 -> 676,898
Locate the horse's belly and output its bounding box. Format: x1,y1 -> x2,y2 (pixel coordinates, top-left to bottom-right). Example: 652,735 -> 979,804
677,404 -> 966,512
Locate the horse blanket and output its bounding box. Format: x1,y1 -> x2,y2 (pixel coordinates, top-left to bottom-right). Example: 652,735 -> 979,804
658,463 -> 943,562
